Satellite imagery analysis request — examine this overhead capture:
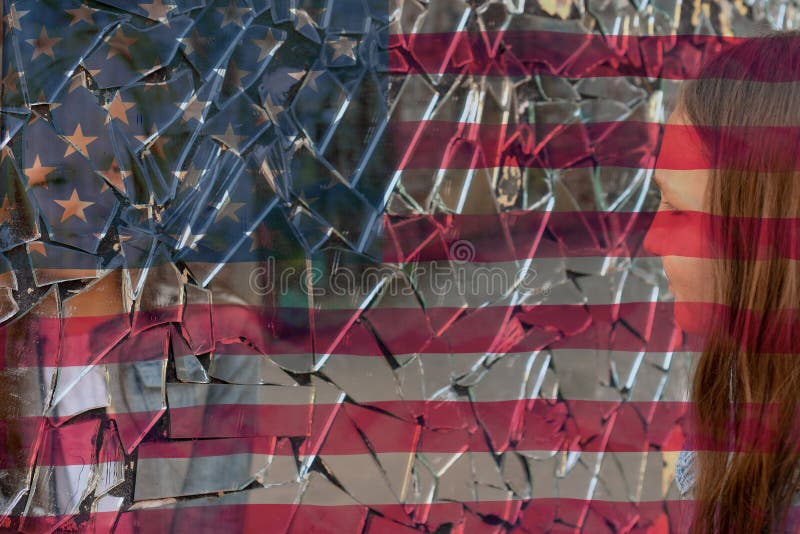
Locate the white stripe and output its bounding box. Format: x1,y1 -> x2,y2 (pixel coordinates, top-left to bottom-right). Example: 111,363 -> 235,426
124,450 -> 680,507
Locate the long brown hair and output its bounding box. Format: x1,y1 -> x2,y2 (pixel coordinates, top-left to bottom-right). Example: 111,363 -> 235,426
680,29 -> 800,533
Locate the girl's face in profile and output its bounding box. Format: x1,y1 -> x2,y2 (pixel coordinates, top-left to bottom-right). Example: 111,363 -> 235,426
643,106 -> 716,334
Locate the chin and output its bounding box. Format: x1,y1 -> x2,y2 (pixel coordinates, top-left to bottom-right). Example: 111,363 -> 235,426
673,299 -> 712,335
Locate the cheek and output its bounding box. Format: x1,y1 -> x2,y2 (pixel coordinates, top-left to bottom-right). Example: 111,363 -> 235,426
662,257 -> 713,301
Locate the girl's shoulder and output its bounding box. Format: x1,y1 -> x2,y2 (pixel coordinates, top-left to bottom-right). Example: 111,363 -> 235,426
675,447 -> 800,506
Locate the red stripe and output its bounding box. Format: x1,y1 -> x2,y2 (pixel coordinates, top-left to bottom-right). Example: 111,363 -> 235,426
5,396 -> 788,470
314,399 -> 786,455
14,418 -> 101,468
390,120 -> 657,171
168,404 -> 313,439
1,301 -> 698,369
16,498 -> 800,533
111,500 -> 662,533
6,499 -> 687,534
382,211 -> 800,262
389,31 -> 799,80
15,302 -> 800,364
389,121 -> 800,171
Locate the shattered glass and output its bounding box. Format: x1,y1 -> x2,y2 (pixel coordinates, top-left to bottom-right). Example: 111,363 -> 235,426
0,0 -> 777,531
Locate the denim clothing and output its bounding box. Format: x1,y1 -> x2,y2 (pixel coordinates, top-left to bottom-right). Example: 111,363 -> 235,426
675,444 -> 800,533
675,447 -> 696,498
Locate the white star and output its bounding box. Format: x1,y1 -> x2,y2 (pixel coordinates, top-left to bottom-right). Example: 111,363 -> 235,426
326,36 -> 357,61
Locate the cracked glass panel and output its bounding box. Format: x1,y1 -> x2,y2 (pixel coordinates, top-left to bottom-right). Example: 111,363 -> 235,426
0,0 -> 779,531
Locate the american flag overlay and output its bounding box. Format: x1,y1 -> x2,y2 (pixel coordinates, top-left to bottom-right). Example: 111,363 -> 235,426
0,0 -> 793,532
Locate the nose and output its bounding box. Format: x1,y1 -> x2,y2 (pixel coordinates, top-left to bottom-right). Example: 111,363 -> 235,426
643,209 -> 667,258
